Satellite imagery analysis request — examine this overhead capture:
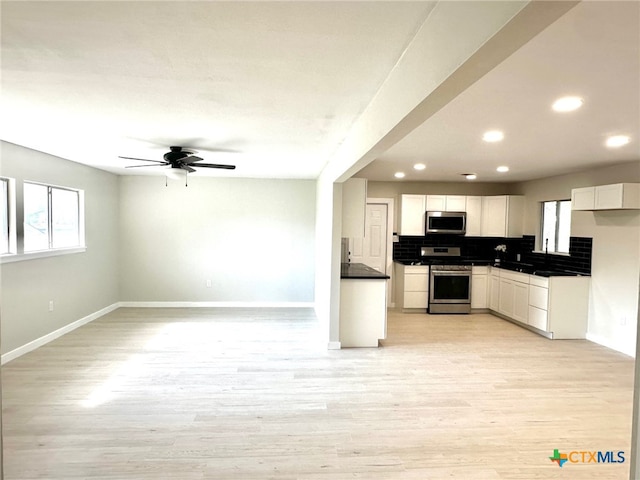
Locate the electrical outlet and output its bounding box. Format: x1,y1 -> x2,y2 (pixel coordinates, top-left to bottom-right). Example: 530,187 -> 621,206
206,279 -> 212,288
620,316 -> 628,326
48,300 -> 54,312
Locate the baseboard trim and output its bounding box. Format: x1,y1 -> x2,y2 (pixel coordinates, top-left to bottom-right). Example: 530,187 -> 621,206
586,332 -> 635,357
119,301 -> 315,308
1,302 -> 121,365
327,341 -> 341,350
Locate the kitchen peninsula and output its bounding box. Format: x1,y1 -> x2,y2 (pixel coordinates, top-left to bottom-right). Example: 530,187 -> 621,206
340,263 -> 389,347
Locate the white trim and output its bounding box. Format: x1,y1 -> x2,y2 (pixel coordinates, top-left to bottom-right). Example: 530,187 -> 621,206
327,341 -> 342,350
119,301 -> 315,308
586,332 -> 635,358
1,302 -> 120,365
1,246 -> 86,264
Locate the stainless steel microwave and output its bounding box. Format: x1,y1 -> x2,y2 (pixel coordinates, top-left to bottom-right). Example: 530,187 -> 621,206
425,211 -> 466,235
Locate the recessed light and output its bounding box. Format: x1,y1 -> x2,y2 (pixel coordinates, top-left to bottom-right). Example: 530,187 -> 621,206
606,135 -> 630,148
394,172 -> 406,179
413,163 -> 426,171
463,173 -> 477,180
496,166 -> 509,173
483,130 -> 504,143
552,96 -> 583,112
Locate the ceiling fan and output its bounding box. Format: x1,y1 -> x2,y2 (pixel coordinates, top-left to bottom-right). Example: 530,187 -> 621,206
119,146 -> 236,174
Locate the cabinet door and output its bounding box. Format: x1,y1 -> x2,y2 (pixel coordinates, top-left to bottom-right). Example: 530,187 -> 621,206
498,279 -> 515,317
404,291 -> 428,308
465,196 -> 482,236
471,274 -> 488,308
481,196 -> 507,237
445,195 -> 466,212
571,187 -> 595,211
426,195 -> 446,211
489,275 -> 500,311
513,282 -> 529,323
405,274 -> 428,292
399,195 -> 426,236
595,184 -> 624,209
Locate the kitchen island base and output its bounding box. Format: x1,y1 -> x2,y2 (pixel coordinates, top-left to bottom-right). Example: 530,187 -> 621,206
339,263 -> 389,348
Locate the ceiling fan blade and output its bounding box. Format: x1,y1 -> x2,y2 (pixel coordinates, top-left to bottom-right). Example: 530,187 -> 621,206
119,156 -> 167,164
125,164 -> 168,168
181,165 -> 196,173
182,155 -> 204,164
192,163 -> 236,170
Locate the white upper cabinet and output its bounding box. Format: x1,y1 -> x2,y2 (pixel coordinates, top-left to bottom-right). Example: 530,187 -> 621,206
399,194 -> 426,236
572,183 -> 640,210
481,195 -> 524,238
465,196 -> 482,236
444,195 -> 466,212
426,195 -> 466,212
425,195 -> 445,211
341,178 -> 367,238
571,187 -> 595,210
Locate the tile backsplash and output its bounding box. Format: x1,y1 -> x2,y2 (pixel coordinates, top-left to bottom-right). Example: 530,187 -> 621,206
393,234 -> 592,274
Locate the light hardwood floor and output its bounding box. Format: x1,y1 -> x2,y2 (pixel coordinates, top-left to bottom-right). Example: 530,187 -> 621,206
2,308 -> 634,479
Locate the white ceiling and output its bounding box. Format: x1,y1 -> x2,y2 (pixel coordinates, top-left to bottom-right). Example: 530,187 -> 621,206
357,1 -> 640,183
1,1 -> 638,182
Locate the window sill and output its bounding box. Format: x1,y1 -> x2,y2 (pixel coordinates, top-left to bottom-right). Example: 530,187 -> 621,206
531,250 -> 570,257
0,246 -> 86,264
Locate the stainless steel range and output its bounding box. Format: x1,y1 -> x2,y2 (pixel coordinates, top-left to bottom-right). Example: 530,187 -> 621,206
421,247 -> 472,314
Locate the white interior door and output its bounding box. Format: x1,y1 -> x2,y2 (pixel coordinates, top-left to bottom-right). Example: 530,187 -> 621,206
350,203 -> 388,273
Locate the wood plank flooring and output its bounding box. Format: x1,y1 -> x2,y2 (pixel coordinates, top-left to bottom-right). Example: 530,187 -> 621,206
2,308 -> 634,479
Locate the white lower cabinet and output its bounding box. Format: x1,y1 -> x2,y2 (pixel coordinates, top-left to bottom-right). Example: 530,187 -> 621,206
528,305 -> 548,331
513,282 -> 529,324
471,266 -> 488,309
395,264 -> 429,311
489,272 -> 500,311
488,267 -> 589,339
497,270 -> 529,323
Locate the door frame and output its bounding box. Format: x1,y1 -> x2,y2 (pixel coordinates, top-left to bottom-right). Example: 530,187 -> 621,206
367,197 -> 395,307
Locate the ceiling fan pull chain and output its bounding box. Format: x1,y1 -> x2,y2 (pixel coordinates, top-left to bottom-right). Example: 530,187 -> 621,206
185,172 -> 188,187
165,175 -> 168,187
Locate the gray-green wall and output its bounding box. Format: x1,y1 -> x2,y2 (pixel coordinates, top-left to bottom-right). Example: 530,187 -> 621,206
0,141 -> 120,355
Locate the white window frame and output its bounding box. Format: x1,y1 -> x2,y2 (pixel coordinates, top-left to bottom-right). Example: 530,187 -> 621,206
0,177 -> 17,256
1,180 -> 85,264
539,199 -> 571,255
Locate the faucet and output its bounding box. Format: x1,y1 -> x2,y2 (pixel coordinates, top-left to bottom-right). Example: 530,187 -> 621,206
544,238 -> 549,267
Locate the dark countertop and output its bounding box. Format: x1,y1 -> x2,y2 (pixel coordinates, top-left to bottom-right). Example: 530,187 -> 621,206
394,258 -> 491,266
341,263 -> 390,279
394,259 -> 588,277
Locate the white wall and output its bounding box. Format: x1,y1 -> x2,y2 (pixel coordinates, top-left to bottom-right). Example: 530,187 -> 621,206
118,176 -> 316,304
513,161 -> 640,356
0,141 -> 120,355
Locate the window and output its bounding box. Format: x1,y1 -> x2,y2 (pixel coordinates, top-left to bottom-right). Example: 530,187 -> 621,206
541,200 -> 571,254
24,182 -> 83,252
1,177 -> 10,254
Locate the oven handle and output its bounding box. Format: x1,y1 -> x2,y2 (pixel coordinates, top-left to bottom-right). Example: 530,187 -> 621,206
431,271 -> 472,276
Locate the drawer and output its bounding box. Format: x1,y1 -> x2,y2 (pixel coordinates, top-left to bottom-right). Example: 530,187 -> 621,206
472,266 -> 488,275
528,306 -> 548,331
404,265 -> 429,274
529,275 -> 549,288
405,274 -> 428,292
500,269 -> 529,284
529,285 -> 549,310
404,291 -> 428,308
